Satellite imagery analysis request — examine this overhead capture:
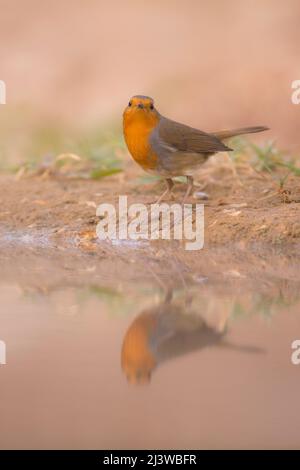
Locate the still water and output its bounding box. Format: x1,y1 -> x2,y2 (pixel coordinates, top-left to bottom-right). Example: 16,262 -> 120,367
0,232 -> 299,449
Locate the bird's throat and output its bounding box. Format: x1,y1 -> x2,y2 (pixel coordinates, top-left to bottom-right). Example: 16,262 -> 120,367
123,112 -> 159,171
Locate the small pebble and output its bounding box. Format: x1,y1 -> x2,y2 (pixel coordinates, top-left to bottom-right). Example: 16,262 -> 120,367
193,191 -> 209,200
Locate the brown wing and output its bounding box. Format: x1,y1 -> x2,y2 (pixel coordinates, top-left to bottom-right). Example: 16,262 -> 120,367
158,116 -> 232,154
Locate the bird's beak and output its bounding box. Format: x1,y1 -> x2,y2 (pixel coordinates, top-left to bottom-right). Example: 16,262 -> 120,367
137,103 -> 144,109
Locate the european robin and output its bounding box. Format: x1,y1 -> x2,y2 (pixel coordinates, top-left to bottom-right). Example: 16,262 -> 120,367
121,289 -> 263,385
123,95 -> 269,202
121,294 -> 223,385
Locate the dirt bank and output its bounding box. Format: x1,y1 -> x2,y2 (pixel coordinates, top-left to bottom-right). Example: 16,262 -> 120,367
0,166 -> 300,251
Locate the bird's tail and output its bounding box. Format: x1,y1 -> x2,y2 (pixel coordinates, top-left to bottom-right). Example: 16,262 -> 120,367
212,126 -> 269,141
216,340 -> 266,355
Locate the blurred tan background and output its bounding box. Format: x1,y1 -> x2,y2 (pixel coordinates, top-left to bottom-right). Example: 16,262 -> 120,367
0,0 -> 299,151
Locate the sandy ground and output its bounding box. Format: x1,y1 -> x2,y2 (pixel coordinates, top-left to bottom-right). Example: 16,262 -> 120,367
0,162 -> 300,252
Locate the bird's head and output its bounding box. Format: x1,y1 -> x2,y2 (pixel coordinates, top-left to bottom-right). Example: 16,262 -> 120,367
121,346 -> 155,385
123,95 -> 159,126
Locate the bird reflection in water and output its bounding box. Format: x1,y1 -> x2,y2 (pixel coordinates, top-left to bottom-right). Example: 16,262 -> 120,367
121,289 -> 263,385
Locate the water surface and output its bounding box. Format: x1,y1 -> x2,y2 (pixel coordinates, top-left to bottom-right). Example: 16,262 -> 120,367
0,233 -> 299,449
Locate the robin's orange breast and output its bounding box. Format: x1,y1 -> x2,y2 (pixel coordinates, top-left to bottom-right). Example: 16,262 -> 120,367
121,313 -> 158,384
123,112 -> 159,172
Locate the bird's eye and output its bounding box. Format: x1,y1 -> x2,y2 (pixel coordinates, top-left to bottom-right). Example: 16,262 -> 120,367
150,103 -> 154,110
128,101 -> 132,107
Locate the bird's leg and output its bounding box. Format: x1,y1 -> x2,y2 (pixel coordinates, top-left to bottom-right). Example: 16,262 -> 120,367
181,176 -> 194,205
155,178 -> 174,204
